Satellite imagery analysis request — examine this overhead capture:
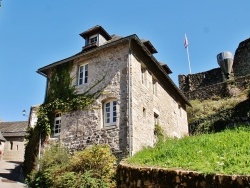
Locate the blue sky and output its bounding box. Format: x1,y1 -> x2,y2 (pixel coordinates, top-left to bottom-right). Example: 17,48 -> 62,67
0,1 -> 250,121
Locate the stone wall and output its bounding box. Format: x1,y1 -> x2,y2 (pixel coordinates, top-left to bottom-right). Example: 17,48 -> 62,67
3,138 -> 25,162
178,68 -> 223,93
58,43 -> 129,159
233,37 -> 250,77
117,162 -> 250,188
130,54 -> 188,154
184,74 -> 250,101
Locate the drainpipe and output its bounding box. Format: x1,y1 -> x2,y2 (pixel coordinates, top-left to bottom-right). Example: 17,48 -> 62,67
128,41 -> 132,156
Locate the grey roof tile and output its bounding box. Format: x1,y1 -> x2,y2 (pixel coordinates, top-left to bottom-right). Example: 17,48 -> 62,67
0,121 -> 28,137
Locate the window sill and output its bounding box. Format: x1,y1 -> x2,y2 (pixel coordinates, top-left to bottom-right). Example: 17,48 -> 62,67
102,125 -> 117,130
51,134 -> 60,138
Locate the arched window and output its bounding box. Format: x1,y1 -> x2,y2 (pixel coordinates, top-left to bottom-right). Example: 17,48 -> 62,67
54,112 -> 61,136
103,100 -> 117,126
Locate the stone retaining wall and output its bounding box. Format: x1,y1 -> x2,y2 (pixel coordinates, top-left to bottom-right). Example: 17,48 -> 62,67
117,162 -> 250,188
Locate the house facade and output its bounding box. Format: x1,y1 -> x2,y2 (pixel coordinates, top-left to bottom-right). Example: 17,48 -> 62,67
37,25 -> 190,158
0,121 -> 28,161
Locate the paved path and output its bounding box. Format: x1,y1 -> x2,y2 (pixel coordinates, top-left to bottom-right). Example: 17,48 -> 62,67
0,160 -> 26,188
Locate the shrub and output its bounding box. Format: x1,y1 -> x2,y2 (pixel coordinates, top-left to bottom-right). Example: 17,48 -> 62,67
69,144 -> 116,186
26,144 -> 116,188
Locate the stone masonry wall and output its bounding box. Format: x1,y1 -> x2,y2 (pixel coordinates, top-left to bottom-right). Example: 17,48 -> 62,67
58,43 -> 130,159
233,37 -> 250,77
117,162 -> 250,188
183,74 -> 250,101
3,138 -> 25,162
178,68 -> 223,93
130,54 -> 188,154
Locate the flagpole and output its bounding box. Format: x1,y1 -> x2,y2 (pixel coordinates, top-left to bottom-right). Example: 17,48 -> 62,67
186,45 -> 192,74
184,33 -> 192,74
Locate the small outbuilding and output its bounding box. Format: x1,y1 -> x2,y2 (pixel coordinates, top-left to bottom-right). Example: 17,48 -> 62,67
0,121 -> 28,161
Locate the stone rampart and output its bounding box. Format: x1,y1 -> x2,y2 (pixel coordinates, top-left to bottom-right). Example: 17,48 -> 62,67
117,162 -> 250,188
179,68 -> 223,93
184,74 -> 250,101
178,37 -> 250,100
233,37 -> 250,77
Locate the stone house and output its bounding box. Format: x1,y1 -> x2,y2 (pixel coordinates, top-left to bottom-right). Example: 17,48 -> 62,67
37,25 -> 190,158
0,121 -> 28,161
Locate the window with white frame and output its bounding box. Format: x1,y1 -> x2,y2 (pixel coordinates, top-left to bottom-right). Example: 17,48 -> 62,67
153,79 -> 158,96
54,112 -> 61,136
78,64 -> 88,85
89,35 -> 97,44
178,104 -> 182,117
141,68 -> 147,86
104,100 -> 117,126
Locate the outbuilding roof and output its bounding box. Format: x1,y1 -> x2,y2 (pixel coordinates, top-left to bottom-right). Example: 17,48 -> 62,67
0,121 -> 28,137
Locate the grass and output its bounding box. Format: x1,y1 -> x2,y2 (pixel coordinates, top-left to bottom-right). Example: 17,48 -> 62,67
127,126 -> 250,175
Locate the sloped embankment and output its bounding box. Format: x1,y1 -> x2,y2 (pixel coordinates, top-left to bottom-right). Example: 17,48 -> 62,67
188,90 -> 250,134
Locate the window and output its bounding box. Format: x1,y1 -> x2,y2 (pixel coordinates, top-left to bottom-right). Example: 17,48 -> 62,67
153,79 -> 158,96
10,141 -> 13,150
89,36 -> 97,44
104,100 -> 117,126
154,113 -> 159,125
54,112 -> 61,136
141,68 -> 147,86
78,64 -> 88,85
178,104 -> 182,117
143,107 -> 146,118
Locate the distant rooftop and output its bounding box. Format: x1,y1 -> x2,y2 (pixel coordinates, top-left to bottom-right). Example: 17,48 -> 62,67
0,121 -> 28,137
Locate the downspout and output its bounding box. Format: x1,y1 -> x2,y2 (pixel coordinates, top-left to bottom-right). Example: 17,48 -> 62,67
128,40 -> 132,156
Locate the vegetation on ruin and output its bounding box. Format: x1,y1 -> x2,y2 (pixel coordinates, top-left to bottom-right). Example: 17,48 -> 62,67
24,62 -> 104,176
187,89 -> 249,124
127,126 -> 250,175
187,89 -> 250,134
26,144 -> 116,188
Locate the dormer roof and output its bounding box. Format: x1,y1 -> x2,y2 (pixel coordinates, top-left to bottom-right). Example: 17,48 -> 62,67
141,39 -> 158,54
79,25 -> 111,40
160,62 -> 172,74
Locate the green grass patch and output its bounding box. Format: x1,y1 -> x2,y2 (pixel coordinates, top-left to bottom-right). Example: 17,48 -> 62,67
127,126 -> 250,175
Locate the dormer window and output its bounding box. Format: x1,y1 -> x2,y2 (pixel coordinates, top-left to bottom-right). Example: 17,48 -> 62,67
80,25 -> 112,52
89,35 -> 98,44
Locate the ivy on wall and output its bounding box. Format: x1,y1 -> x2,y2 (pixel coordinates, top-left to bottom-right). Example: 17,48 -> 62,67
24,62 -> 105,176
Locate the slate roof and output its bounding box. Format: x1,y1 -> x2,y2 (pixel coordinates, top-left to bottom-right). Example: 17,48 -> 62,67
0,121 -> 28,137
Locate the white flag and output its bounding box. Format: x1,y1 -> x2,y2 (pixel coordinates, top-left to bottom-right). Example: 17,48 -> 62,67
184,34 -> 188,48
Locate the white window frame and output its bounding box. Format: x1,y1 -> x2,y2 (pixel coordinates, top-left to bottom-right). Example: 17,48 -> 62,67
153,79 -> 158,96
104,100 -> 117,126
78,64 -> 88,85
54,112 -> 61,136
89,35 -> 98,44
141,68 -> 147,87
